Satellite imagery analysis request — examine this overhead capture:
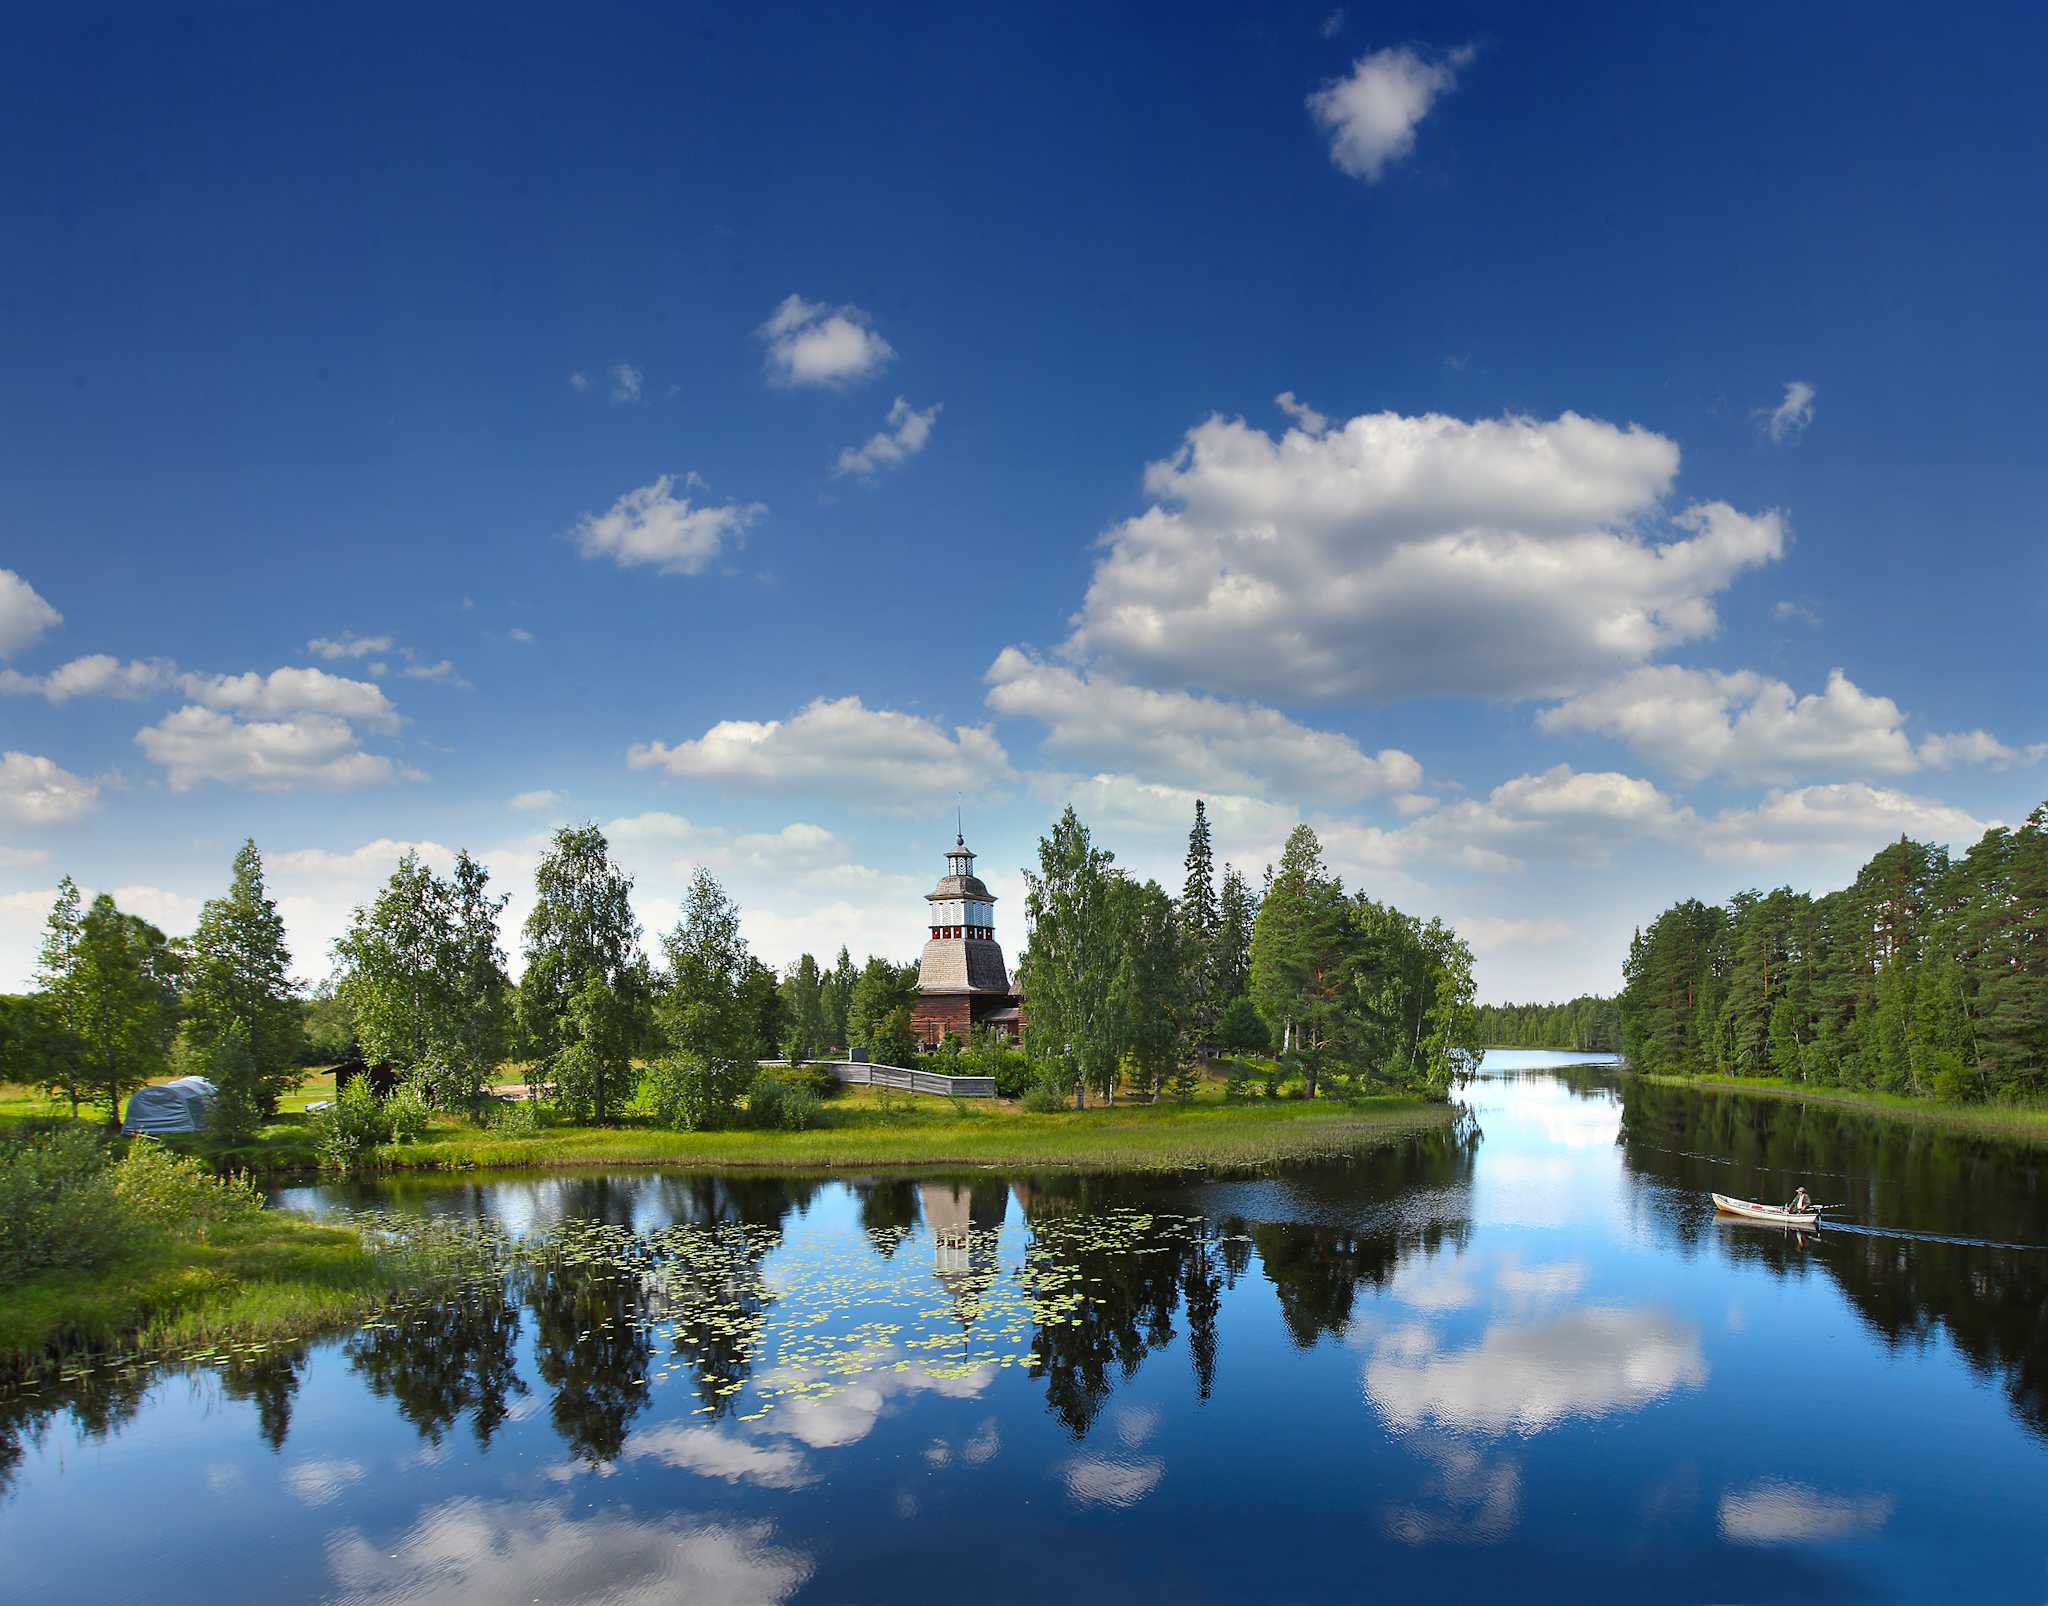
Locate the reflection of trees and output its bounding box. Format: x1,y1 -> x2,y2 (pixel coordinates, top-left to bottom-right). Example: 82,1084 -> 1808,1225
0,1364 -> 175,1504
1007,1121 -> 1480,1434
1012,1179 -> 1226,1438
348,1293 -> 527,1450
1253,1220 -> 1411,1346
1251,1120 -> 1481,1347
855,1180 -> 922,1251
640,1175 -> 807,1423
1619,1076 -> 2048,1438
526,1257 -> 654,1464
1183,1240 -> 1222,1401
217,1347 -> 310,1451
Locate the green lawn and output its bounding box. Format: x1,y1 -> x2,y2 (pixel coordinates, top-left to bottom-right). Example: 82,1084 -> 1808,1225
1639,1072 -> 2048,1146
6,1067 -> 1454,1177
370,1084 -> 1453,1174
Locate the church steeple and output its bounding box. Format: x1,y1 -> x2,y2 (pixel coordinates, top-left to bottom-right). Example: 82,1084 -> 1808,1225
916,827 -> 1007,985
912,821 -> 1021,1048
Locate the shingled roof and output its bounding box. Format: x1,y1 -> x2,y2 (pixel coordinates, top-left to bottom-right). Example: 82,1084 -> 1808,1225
918,935 -> 1012,993
926,873 -> 995,901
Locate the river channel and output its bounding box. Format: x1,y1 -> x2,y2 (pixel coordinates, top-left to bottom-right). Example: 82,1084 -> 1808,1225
4,1051 -> 2045,1602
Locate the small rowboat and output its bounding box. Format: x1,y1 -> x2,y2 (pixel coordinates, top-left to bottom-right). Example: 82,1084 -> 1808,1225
1713,1193 -> 1822,1227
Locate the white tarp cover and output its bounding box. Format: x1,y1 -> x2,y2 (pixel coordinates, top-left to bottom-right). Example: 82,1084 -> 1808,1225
122,1076 -> 217,1135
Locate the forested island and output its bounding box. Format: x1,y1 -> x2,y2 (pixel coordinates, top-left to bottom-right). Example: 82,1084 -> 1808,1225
1619,800 -> 2047,1105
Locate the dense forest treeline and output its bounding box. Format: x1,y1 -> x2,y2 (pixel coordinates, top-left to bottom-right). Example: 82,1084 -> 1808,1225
2,800 -> 1482,1138
1619,802 -> 2048,1103
1471,995 -> 1621,1053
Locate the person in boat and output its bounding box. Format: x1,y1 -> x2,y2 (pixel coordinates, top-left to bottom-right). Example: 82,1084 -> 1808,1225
1786,1185 -> 1813,1215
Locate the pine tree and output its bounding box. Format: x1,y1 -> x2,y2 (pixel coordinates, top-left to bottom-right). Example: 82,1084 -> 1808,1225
781,954 -> 828,1060
1178,801 -> 1220,1062
1248,825 -> 1353,1098
184,840 -> 302,1115
823,947 -> 857,1052
1214,864 -> 1258,1005
1116,877 -> 1184,1101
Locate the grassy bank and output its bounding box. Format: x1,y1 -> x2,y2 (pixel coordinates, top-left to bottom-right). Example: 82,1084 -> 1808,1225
1639,1072 -> 2048,1146
1,1210 -> 398,1375
8,1072 -> 1454,1178
361,1087 -> 1455,1175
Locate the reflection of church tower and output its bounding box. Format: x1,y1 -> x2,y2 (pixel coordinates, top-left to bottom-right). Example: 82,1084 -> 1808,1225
911,831 -> 1021,1048
920,1181 -> 1007,1335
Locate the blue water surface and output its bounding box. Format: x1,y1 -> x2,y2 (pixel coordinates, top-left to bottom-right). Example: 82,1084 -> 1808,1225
4,1054 -> 2044,1604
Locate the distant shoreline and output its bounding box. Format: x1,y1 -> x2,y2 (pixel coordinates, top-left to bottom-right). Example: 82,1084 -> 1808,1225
1637,1072 -> 2048,1146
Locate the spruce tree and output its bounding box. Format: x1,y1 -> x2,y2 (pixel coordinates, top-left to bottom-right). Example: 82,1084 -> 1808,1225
184,840 -> 302,1115
1178,801 -> 1220,1061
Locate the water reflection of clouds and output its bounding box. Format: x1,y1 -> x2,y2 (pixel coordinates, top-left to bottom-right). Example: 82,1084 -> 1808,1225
1364,1307 -> 1706,1435
283,1455 -> 367,1507
603,1425 -> 817,1490
1382,1437 -> 1521,1546
1062,1454 -> 1166,1510
1384,1248 -> 1586,1317
325,1497 -> 811,1605
1109,1403 -> 1159,1448
1717,1480 -> 1895,1544
563,1351 -> 999,1493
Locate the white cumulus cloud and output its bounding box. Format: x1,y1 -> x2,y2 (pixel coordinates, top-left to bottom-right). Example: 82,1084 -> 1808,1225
1307,44 -> 1473,182
1915,729 -> 2048,770
1698,783 -> 1994,864
571,473 -> 767,577
0,570 -> 62,660
835,398 -> 941,478
628,696 -> 1010,809
177,666 -> 400,732
1540,666 -> 1918,783
757,294 -> 896,388
0,751 -> 100,826
986,649 -> 1420,802
1062,406 -> 1784,701
135,708 -> 406,793
1544,665 -> 2041,783
0,654 -> 178,701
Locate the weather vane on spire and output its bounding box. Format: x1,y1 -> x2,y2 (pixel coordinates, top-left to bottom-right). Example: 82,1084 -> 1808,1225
955,793 -> 964,847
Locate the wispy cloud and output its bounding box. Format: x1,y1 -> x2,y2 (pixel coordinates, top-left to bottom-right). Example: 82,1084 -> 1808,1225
834,398 -> 941,479
1759,380 -> 1816,444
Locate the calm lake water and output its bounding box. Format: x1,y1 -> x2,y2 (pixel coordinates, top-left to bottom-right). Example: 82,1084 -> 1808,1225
6,1052 -> 2047,1603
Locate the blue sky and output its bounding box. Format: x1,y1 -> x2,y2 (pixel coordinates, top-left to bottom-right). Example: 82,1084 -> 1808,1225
3,3 -> 2044,1000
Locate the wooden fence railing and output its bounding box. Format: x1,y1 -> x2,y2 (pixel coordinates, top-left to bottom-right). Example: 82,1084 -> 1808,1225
757,1058 -> 996,1098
